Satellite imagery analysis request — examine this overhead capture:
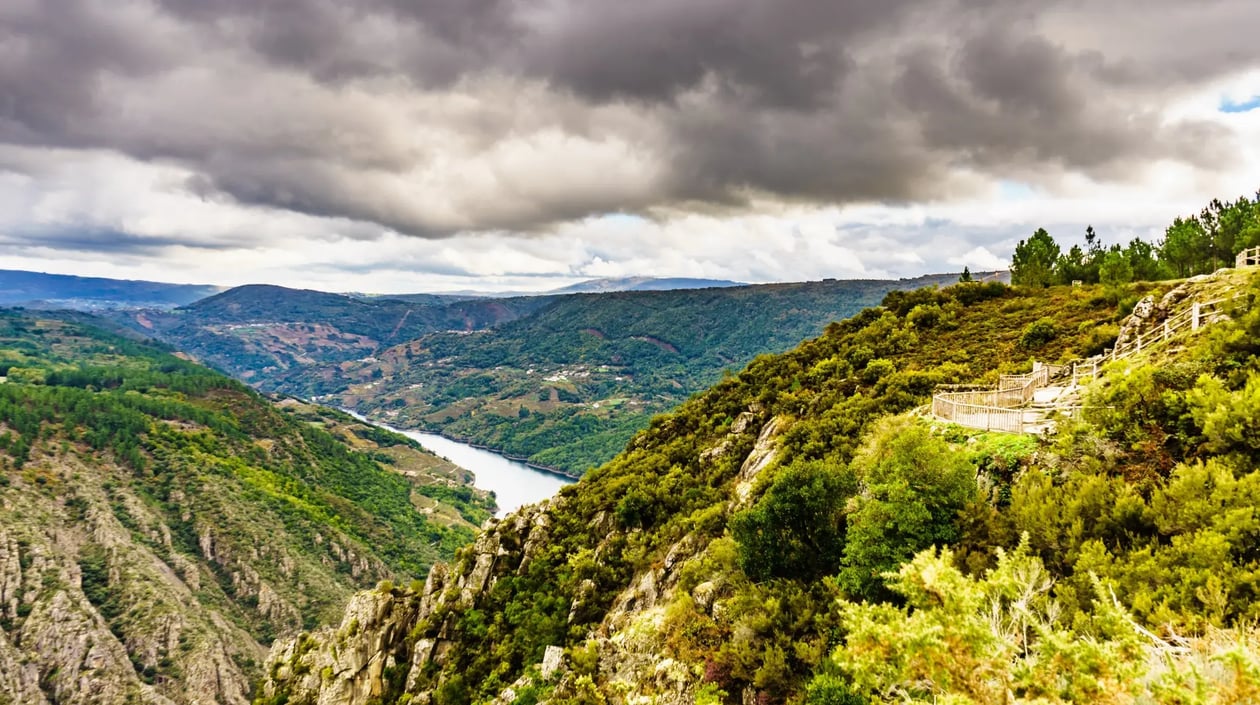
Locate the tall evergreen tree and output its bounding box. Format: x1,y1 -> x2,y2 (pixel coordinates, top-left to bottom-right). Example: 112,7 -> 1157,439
1011,228 -> 1061,287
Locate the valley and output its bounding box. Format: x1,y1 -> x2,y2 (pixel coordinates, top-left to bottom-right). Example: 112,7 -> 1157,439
5,3 -> 1260,702
113,273 -> 991,475
338,409 -> 575,516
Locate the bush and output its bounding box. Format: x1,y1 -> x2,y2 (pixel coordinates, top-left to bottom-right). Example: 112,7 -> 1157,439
1019,318 -> 1058,349
838,417 -> 977,601
906,304 -> 942,330
804,674 -> 865,705
1079,322 -> 1119,357
731,459 -> 857,582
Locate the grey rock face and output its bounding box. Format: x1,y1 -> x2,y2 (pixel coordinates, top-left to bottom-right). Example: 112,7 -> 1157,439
259,410 -> 792,705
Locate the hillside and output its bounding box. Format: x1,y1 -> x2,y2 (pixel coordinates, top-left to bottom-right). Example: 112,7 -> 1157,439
105,274 -> 996,475
0,310 -> 492,704
108,284 -> 555,385
325,273 -> 995,474
261,268 -> 1260,705
0,269 -> 223,309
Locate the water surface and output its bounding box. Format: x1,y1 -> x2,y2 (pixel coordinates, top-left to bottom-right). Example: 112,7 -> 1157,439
397,430 -> 574,518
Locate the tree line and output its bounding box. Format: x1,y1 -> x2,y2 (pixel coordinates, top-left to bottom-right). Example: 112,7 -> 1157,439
1009,191 -> 1260,287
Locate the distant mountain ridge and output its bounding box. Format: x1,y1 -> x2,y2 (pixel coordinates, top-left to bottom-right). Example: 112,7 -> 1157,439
547,276 -> 745,294
0,268 -> 223,309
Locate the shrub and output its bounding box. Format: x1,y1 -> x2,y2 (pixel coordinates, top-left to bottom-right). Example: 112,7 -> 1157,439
838,417 -> 977,601
1019,318 -> 1058,349
906,304 -> 942,330
731,460 -> 857,583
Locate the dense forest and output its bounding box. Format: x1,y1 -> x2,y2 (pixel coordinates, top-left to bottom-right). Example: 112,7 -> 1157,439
264,252 -> 1260,703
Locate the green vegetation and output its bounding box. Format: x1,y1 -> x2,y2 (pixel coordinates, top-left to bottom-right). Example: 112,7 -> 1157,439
110,273 -> 982,476
0,311 -> 474,575
1010,191 -> 1260,287
836,417 -> 976,602
398,273 -> 1137,700
825,543 -> 1260,704
0,309 -> 488,695
332,273 -> 976,474
731,459 -> 854,583
375,248 -> 1260,704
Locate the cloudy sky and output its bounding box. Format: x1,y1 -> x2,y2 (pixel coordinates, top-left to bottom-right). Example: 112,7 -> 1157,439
1,0 -> 1258,293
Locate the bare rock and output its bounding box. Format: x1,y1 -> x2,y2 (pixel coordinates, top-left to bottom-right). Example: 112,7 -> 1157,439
732,416 -> 788,506
541,645 -> 565,679
730,411 -> 757,435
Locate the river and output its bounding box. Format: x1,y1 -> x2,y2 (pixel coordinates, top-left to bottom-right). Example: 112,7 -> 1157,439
339,410 -> 574,517
397,430 -> 574,517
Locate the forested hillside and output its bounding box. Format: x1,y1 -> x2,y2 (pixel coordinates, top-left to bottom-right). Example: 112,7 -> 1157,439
325,273 -> 980,474
109,284 -> 555,385
0,310 -> 491,704
107,273 -> 989,476
263,267 -> 1260,705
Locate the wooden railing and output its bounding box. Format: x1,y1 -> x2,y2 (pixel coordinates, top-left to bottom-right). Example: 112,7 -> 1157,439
932,362 -> 1066,432
931,395 -> 1025,433
935,294 -> 1244,434
1096,296 -> 1236,364
1237,246 -> 1260,268
999,363 -> 1066,391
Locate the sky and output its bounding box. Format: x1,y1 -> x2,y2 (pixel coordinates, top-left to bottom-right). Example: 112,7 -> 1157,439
1,0 -> 1259,294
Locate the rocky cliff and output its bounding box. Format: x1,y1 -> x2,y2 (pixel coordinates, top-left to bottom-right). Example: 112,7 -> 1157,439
0,310 -> 491,704
261,410 -> 786,705
0,452 -> 258,704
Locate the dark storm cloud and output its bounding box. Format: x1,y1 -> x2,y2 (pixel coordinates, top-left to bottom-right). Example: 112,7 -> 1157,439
1,0 -> 1256,238
0,226 -> 241,255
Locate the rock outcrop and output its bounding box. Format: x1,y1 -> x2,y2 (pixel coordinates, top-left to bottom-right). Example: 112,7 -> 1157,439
260,408 -> 782,705
259,497 -> 567,705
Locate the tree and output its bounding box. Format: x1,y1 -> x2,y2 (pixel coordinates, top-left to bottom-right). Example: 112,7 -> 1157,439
732,459 -> 857,582
1010,228 -> 1061,287
1123,237 -> 1162,281
959,266 -> 973,283
1235,192 -> 1260,251
1055,244 -> 1088,284
838,417 -> 976,601
1160,217 -> 1208,278
1098,250 -> 1134,289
